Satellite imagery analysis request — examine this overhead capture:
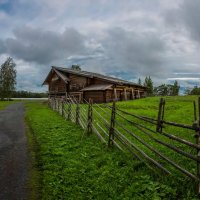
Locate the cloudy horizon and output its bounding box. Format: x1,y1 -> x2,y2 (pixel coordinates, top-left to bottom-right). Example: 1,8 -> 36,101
0,0 -> 200,92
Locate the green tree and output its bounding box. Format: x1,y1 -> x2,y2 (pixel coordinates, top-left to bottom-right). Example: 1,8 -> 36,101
144,76 -> 154,96
0,57 -> 17,100
71,64 -> 81,71
184,88 -> 191,95
172,80 -> 180,96
187,86 -> 200,95
154,84 -> 168,96
138,78 -> 142,85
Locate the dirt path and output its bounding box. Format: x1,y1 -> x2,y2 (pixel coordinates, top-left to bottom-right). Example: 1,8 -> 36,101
0,103 -> 29,200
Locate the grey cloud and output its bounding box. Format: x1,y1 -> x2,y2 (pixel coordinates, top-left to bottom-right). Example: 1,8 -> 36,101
2,26 -> 86,65
0,39 -> 6,54
165,0 -> 200,43
101,27 -> 166,77
180,0 -> 200,42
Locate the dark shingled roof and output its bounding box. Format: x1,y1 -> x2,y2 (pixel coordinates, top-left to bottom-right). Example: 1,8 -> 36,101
81,84 -> 113,91
48,66 -> 146,88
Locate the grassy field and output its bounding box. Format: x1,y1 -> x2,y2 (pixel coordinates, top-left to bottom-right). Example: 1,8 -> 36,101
26,97 -> 200,199
63,96 -> 199,178
88,96 -> 199,175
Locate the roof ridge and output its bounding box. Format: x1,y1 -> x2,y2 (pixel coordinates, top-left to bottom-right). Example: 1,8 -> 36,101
52,66 -> 146,88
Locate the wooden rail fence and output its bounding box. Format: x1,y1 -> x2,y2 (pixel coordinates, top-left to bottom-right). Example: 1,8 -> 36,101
48,96 -> 200,195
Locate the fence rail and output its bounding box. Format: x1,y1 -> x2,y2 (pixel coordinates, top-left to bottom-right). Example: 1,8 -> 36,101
48,96 -> 200,194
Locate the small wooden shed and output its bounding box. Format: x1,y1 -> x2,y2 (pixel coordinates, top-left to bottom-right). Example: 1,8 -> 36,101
43,66 -> 147,103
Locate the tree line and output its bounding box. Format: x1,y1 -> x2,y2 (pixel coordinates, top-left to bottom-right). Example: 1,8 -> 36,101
12,90 -> 48,98
185,86 -> 200,95
138,76 -> 180,96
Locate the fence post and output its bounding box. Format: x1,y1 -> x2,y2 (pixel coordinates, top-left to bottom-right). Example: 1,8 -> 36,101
53,98 -> 55,110
156,98 -> 164,133
196,97 -> 200,194
56,99 -> 58,111
76,101 -> 80,125
59,99 -> 61,113
108,101 -> 116,147
194,101 -> 197,121
68,100 -> 72,120
87,99 -> 93,134
61,100 -> 64,117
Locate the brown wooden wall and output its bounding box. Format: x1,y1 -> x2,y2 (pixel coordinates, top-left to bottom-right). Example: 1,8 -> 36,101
105,90 -> 113,102
49,79 -> 66,93
83,91 -> 104,103
47,71 -> 146,102
69,74 -> 87,92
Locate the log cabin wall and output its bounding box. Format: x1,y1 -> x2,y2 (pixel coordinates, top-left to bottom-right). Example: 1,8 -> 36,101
44,67 -> 147,102
105,90 -> 113,102
49,78 -> 66,93
69,74 -> 87,92
83,91 -> 104,103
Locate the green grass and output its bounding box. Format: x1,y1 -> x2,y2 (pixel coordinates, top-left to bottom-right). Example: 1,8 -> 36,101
0,100 -> 15,110
85,96 -> 200,178
61,95 -> 200,198
25,100 -> 198,200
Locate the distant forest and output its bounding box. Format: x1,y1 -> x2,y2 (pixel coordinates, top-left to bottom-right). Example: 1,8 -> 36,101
185,86 -> 200,95
12,90 -> 48,98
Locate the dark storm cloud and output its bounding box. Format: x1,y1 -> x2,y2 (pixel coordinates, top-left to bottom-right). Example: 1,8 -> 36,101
101,27 -> 166,77
165,0 -> 200,43
0,39 -> 6,53
3,26 -> 86,65
181,0 -> 200,42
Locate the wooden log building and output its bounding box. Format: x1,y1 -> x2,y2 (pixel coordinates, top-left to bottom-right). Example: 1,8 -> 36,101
43,66 -> 147,103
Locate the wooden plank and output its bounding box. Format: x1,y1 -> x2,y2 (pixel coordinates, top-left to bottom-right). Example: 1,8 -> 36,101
131,88 -> 134,100
124,88 -> 127,101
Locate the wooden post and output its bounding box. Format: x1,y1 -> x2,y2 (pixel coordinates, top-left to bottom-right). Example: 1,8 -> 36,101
196,97 -> 200,194
57,99 -> 59,112
61,100 -> 64,117
68,101 -> 71,120
194,101 -> 197,121
58,99 -> 60,113
124,88 -> 127,101
114,88 -> 117,101
131,88 -> 134,100
108,101 -> 116,147
55,99 -> 57,111
137,90 -> 140,99
156,98 -> 164,132
76,101 -> 80,125
87,99 -> 93,134
52,98 -> 55,110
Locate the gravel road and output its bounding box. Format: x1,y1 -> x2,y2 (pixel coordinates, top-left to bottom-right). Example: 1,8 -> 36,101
0,103 -> 29,200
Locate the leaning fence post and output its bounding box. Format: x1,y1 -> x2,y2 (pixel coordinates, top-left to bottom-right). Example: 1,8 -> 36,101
87,99 -> 93,134
156,98 -> 164,132
108,101 -> 116,147
56,99 -> 59,112
76,101 -> 80,125
196,97 -> 200,194
194,101 -> 197,121
53,98 -> 55,110
61,100 -> 64,117
68,100 -> 72,120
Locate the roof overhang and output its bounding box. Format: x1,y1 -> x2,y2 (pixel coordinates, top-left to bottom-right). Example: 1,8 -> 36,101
42,67 -> 69,85
81,84 -> 113,91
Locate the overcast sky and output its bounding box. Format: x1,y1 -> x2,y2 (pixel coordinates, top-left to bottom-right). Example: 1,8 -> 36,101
0,0 -> 200,92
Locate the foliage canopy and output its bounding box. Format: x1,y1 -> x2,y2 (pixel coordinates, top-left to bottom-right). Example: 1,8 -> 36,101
0,57 -> 17,99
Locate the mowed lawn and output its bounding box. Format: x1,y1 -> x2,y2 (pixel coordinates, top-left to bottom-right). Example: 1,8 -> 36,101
25,99 -> 200,200
89,96 -> 199,178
